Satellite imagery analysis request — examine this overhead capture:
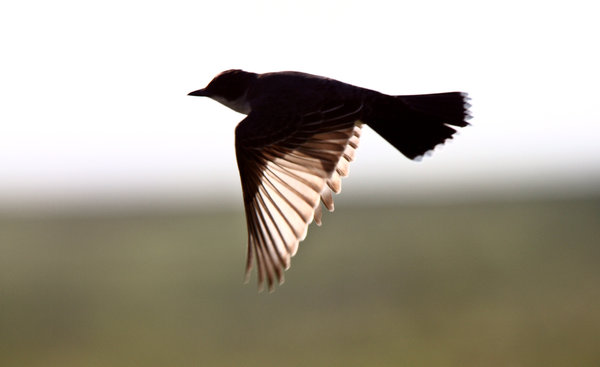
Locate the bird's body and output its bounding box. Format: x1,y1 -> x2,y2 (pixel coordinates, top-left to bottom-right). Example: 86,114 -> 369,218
189,69 -> 471,291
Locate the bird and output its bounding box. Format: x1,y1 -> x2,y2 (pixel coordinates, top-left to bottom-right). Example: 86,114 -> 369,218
189,69 -> 471,291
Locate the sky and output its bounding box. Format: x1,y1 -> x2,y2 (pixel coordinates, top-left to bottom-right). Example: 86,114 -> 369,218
1,0 -> 599,210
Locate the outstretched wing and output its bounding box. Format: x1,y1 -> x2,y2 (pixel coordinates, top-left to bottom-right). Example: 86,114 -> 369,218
235,101 -> 363,291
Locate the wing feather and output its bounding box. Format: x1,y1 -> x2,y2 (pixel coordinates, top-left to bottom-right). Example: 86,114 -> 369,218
236,102 -> 364,290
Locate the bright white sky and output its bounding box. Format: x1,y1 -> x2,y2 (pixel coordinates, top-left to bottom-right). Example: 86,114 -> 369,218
1,0 -> 599,209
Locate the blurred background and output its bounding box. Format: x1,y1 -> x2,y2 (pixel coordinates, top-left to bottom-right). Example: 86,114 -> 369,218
1,1 -> 599,366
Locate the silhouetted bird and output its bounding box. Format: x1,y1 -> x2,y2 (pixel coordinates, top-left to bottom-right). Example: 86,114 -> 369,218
189,70 -> 471,291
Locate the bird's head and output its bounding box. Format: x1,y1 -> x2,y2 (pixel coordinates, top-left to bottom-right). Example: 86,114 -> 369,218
188,69 -> 257,114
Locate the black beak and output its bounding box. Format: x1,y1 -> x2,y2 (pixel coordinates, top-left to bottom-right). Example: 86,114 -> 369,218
188,88 -> 208,97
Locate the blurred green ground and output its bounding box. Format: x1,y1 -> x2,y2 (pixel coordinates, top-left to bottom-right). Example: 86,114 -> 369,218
1,197 -> 599,366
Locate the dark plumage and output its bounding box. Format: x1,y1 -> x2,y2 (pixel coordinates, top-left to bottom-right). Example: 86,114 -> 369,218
189,69 -> 471,291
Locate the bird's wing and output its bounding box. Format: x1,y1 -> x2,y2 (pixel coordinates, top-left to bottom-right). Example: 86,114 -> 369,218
235,100 -> 363,291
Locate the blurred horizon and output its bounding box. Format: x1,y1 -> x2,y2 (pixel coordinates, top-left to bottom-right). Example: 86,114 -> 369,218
2,170 -> 599,214
3,188 -> 600,218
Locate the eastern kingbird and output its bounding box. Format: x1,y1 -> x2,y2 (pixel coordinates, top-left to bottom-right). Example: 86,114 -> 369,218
189,69 -> 471,291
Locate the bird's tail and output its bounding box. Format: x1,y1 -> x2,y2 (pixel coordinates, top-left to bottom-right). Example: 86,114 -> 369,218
367,92 -> 471,159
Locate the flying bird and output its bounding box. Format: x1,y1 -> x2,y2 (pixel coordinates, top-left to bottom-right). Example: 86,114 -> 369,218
189,69 -> 471,291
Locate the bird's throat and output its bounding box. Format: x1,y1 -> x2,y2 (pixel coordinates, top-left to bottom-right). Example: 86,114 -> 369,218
211,94 -> 251,115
